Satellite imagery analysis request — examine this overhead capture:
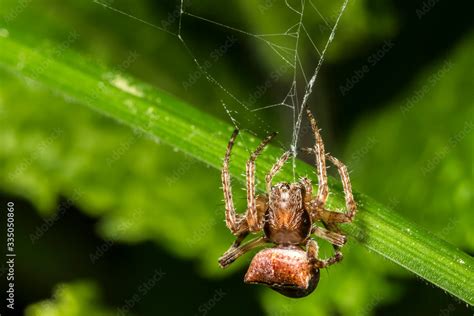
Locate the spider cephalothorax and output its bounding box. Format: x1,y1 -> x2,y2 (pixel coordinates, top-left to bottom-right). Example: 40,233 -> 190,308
265,182 -> 311,245
218,109 -> 357,298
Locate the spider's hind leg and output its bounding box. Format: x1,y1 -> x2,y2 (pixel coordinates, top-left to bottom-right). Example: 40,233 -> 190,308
311,225 -> 347,247
219,237 -> 267,268
306,239 -> 343,269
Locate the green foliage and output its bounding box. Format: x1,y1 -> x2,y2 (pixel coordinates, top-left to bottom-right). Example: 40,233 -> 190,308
25,281 -> 114,316
1,1 -> 472,315
240,0 -> 397,65
0,68 -> 399,314
0,68 -> 227,275
345,33 -> 474,251
1,32 -> 473,313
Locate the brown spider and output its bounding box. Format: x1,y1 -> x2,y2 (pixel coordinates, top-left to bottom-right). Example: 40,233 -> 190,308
218,109 -> 357,298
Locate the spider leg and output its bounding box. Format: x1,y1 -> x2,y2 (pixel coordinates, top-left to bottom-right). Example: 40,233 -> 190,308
315,208 -> 355,223
218,236 -> 267,268
230,231 -> 249,249
323,222 -> 346,253
322,222 -> 348,268
311,225 -> 347,247
301,152 -> 357,223
327,155 -> 357,221
219,231 -> 249,263
306,239 -> 343,269
305,109 -> 329,211
222,129 -> 247,235
300,176 -> 313,204
219,197 -> 265,267
265,150 -> 292,193
246,132 -> 277,231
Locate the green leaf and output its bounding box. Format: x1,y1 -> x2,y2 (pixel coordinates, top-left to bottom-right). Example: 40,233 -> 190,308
1,32 -> 472,306
345,33 -> 474,252
25,281 -> 114,316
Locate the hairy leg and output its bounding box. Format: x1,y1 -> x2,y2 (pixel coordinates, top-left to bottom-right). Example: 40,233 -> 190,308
265,150 -> 292,193
246,132 -> 277,231
306,110 -> 329,209
222,129 -> 247,235
311,225 -> 347,247
327,155 -> 357,222
300,176 -> 313,204
219,237 -> 267,268
300,152 -> 357,224
306,239 -> 343,269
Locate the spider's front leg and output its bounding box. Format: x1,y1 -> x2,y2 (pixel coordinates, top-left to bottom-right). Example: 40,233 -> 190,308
222,130 -> 274,234
302,110 -> 357,224
328,155 -> 357,221
245,131 -> 277,231
265,150 -> 292,193
222,129 -> 248,235
220,130 -> 274,267
315,155 -> 357,224
301,109 -> 329,220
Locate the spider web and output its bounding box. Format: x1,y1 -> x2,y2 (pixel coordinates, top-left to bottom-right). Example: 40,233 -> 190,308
94,0 -> 350,179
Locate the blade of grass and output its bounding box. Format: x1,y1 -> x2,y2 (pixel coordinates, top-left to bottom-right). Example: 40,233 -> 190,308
0,34 -> 473,305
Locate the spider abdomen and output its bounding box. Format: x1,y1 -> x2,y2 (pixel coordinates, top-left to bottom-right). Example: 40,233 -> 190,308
244,246 -> 320,298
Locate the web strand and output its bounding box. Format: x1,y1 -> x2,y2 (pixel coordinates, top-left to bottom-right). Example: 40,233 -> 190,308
290,0 -> 350,176
93,0 -> 177,36
94,0 -> 351,168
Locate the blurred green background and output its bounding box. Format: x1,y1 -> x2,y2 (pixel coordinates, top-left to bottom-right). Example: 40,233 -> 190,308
0,0 -> 472,315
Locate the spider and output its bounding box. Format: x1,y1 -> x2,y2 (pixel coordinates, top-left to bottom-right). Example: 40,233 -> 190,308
218,109 -> 357,298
